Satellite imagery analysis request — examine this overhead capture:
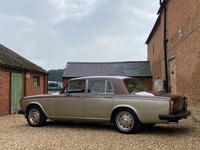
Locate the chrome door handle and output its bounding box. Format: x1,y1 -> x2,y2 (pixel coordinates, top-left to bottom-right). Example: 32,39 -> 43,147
105,96 -> 112,98
78,96 -> 85,98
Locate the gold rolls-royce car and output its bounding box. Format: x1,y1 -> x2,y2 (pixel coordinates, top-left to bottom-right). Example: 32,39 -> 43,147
19,76 -> 191,134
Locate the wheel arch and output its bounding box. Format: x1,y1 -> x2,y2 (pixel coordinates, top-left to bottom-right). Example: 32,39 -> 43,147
26,102 -> 47,118
110,106 -> 141,123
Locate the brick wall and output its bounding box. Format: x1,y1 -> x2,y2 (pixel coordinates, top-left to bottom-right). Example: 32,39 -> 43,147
147,0 -> 200,104
24,72 -> 48,96
143,77 -> 153,91
62,77 -> 72,88
0,69 -> 48,115
147,16 -> 164,81
0,69 -> 10,115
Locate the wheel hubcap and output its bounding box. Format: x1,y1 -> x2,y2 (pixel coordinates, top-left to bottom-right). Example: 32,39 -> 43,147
116,111 -> 134,131
28,108 -> 40,125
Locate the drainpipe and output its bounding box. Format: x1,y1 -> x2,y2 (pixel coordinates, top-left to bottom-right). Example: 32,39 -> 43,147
160,0 -> 169,93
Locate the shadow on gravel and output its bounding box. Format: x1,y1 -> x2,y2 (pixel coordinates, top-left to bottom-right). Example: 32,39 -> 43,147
45,121 -> 115,132
140,124 -> 191,135
43,121 -> 191,135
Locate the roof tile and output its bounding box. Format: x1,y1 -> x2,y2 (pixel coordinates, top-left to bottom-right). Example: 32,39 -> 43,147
0,44 -> 47,73
63,61 -> 152,77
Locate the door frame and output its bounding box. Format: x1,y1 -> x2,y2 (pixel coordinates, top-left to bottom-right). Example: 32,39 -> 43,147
10,72 -> 22,114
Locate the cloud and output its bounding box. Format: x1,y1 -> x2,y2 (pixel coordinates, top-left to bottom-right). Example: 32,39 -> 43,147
46,0 -> 101,23
0,0 -> 159,70
0,14 -> 35,25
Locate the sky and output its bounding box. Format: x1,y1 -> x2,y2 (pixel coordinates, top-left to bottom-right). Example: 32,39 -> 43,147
0,0 -> 159,71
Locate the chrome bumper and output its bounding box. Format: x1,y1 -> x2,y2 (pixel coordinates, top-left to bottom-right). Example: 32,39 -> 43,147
159,110 -> 191,122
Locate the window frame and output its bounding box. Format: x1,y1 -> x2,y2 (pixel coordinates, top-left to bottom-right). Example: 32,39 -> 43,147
66,79 -> 86,93
33,76 -> 40,87
87,79 -> 114,94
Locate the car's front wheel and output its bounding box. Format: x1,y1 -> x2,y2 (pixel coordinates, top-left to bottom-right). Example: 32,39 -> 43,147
27,105 -> 46,127
113,108 -> 141,134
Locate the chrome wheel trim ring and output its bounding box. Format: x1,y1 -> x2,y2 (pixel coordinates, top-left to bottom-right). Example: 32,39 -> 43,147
116,111 -> 134,132
28,108 -> 41,125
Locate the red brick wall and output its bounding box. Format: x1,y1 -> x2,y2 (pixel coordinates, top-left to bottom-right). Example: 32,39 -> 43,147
0,69 -> 10,115
166,0 -> 199,38
24,72 -> 48,96
0,69 -> 48,115
62,77 -> 71,88
147,17 -> 164,81
143,77 -> 153,91
147,0 -> 200,103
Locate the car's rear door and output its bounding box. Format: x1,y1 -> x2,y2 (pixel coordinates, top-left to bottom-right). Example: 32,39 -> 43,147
84,80 -> 114,119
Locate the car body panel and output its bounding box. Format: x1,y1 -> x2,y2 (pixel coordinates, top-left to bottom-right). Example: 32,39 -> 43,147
112,95 -> 170,123
84,93 -> 114,118
54,93 -> 84,118
19,76 -> 191,125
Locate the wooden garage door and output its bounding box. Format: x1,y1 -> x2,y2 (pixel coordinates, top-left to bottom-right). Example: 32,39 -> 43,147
11,72 -> 22,114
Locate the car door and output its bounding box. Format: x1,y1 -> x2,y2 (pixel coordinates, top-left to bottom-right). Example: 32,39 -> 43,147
55,80 -> 85,118
84,80 -> 114,119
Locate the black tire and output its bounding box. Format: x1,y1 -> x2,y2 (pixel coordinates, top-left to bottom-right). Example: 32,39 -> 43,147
27,105 -> 46,127
113,108 -> 141,134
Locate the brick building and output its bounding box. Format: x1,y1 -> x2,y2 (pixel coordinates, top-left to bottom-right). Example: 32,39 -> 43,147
62,61 -> 152,91
0,44 -> 48,115
146,0 -> 200,106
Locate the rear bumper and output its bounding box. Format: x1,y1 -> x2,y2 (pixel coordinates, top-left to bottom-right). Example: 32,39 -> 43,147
159,110 -> 191,122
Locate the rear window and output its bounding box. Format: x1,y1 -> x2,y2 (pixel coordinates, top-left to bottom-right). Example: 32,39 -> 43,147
124,78 -> 147,93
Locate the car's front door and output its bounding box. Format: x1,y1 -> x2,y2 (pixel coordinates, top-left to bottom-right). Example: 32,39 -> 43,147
84,80 -> 114,119
55,80 -> 85,118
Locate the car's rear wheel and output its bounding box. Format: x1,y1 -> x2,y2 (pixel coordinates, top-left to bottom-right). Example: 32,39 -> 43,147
27,105 -> 46,127
113,108 -> 141,134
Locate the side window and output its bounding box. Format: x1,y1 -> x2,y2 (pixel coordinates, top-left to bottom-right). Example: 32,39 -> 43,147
106,81 -> 113,93
88,80 -> 105,93
88,80 -> 113,94
67,80 -> 85,93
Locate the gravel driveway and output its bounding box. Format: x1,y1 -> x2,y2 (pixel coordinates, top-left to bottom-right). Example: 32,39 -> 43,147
0,114 -> 199,150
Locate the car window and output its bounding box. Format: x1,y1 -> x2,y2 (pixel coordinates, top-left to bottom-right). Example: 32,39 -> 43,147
88,80 -> 113,94
67,80 -> 86,93
106,81 -> 114,93
124,78 -> 147,94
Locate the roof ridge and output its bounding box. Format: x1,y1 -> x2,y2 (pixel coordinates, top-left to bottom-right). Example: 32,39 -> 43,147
0,44 -> 47,73
67,61 -> 149,65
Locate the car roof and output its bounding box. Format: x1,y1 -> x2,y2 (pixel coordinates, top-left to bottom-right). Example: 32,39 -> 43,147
67,76 -> 133,95
69,76 -> 130,81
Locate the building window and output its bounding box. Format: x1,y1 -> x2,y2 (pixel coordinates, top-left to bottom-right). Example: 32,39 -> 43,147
33,76 -> 40,86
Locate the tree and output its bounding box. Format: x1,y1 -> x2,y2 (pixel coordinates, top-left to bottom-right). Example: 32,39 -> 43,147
48,69 -> 64,82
